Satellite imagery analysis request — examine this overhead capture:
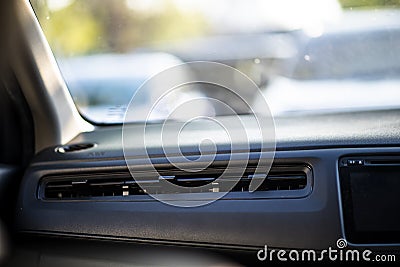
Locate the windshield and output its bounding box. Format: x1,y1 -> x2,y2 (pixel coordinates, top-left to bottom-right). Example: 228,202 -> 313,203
31,0 -> 400,123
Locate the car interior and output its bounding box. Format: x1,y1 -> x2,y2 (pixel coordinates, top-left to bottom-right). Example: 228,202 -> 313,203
1,0 -> 400,266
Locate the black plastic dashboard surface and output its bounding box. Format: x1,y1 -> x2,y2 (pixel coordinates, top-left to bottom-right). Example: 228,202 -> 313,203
16,110 -> 400,250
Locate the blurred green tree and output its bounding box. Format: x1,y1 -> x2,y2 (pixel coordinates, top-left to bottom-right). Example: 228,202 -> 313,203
31,0 -> 102,56
31,0 -> 208,56
340,0 -> 400,8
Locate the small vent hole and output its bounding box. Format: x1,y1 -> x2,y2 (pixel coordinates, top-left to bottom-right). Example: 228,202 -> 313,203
56,143 -> 96,153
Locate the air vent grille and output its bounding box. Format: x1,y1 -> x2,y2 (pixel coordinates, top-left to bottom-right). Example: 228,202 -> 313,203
40,165 -> 311,200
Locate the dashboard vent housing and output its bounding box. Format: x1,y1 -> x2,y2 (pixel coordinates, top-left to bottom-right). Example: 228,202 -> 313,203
55,143 -> 96,153
40,165 -> 312,200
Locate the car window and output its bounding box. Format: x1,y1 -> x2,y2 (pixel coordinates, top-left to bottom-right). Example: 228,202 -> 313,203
31,0 -> 400,123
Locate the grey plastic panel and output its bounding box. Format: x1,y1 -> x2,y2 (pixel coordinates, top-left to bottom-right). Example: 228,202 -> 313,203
15,110 -> 400,250
16,148 -> 353,250
31,109 -> 400,164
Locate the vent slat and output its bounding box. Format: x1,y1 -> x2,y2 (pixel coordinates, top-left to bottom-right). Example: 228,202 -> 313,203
41,165 -> 309,200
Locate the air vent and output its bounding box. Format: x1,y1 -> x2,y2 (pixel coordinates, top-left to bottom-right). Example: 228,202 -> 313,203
55,143 -> 96,153
40,165 -> 311,200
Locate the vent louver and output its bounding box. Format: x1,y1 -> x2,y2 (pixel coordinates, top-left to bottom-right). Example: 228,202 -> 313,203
40,165 -> 311,200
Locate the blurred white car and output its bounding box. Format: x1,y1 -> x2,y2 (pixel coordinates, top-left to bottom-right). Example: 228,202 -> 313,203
58,52 -> 213,123
256,10 -> 400,116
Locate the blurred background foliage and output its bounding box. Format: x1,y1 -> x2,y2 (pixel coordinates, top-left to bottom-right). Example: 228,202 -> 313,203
340,0 -> 400,8
31,0 -> 400,56
31,0 -> 208,56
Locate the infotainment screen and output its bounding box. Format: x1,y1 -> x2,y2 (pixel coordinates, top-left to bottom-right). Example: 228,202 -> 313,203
340,157 -> 400,244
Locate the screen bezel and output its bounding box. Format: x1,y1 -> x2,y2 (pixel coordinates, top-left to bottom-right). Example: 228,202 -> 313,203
339,164 -> 400,244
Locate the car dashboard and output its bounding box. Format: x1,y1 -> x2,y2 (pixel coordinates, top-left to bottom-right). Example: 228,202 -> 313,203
14,110 -> 400,259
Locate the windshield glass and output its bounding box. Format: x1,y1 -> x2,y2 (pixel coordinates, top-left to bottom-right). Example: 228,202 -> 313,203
31,0 -> 400,123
